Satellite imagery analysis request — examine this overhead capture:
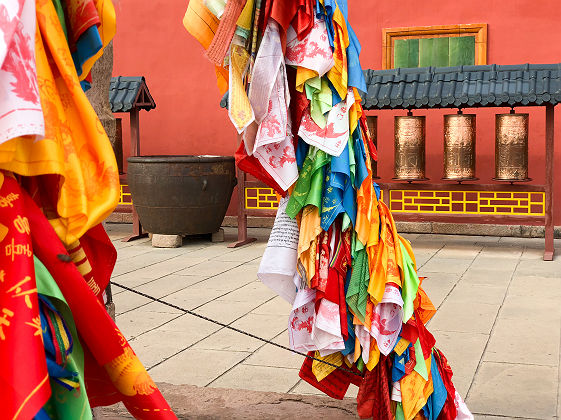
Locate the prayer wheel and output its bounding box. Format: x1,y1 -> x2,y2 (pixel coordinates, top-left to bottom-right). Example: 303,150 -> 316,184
393,115 -> 427,181
365,115 -> 380,179
494,113 -> 530,181
442,113 -> 477,181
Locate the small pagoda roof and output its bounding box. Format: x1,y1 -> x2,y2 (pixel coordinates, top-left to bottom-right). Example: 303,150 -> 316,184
362,63 -> 561,110
109,76 -> 156,113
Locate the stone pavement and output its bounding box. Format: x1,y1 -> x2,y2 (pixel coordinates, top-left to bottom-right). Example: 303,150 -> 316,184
105,223 -> 561,419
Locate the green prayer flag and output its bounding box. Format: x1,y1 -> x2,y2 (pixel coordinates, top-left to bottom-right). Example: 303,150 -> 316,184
346,248 -> 370,323
286,147 -> 330,218
413,338 -> 429,381
395,402 -> 406,420
400,241 -> 420,323
35,257 -> 93,420
305,76 -> 332,128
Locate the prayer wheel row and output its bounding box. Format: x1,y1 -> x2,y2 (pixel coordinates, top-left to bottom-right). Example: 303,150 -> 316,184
365,112 -> 530,182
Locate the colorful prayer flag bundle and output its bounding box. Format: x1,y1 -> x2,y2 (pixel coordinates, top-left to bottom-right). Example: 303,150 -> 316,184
0,1 -> 175,418
184,1 -> 473,419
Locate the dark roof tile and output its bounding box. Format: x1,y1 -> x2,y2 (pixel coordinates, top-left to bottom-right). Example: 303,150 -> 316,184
362,63 -> 561,110
109,76 -> 156,113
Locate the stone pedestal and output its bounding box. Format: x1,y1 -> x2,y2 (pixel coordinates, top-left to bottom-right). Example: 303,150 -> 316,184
211,228 -> 225,243
152,234 -> 183,248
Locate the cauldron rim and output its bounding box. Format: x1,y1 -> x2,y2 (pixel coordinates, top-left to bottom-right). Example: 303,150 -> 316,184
127,155 -> 235,164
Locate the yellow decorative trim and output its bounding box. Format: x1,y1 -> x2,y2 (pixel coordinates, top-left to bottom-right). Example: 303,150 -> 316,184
245,187 -> 280,210
119,184 -> 132,206
389,190 -> 545,216
382,23 -> 487,69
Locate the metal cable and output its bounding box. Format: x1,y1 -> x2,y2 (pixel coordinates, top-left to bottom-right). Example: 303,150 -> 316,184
111,281 -> 364,378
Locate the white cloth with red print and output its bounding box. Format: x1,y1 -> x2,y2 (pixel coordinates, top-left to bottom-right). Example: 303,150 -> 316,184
285,16 -> 334,78
355,283 -> 403,363
0,0 -> 44,144
298,88 -> 354,157
244,20 -> 298,191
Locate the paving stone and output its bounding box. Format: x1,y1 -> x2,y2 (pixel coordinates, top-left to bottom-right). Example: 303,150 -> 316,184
195,299 -> 266,324
483,316 -> 559,366
149,348 -> 251,386
470,256 -> 520,272
134,274 -> 208,298
140,300 -> 184,314
209,364 -> 300,393
192,327 -> 264,352
514,259 -> 561,278
477,244 -> 523,259
159,285 -> 227,310
419,257 -> 474,275
116,310 -> 181,340
113,290 -> 152,315
175,260 -> 241,277
116,245 -> 154,261
221,282 -> 278,303
212,243 -> 268,262
435,243 -> 483,259
429,300 -> 499,334
112,248 -> 191,276
461,268 -> 513,286
467,362 -> 557,419
229,313 -> 288,341
446,282 -> 507,306
419,273 -> 460,308
494,293 -> 561,322
508,275 -> 561,301
244,342 -> 302,369
430,330 -> 488,397
251,295 -> 293,316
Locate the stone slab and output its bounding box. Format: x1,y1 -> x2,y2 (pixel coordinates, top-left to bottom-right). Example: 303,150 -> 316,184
483,316 -> 560,366
149,348 -> 250,386
208,364 -> 300,394
100,382 -> 359,419
467,362 -> 557,419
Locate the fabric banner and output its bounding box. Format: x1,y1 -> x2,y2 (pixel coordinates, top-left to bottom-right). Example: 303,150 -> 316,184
0,172 -> 50,419
258,197 -> 299,303
0,0 -> 44,144
298,88 -> 354,157
21,181 -> 175,419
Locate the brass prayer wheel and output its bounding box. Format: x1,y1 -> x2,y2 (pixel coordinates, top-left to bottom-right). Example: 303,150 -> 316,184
442,113 -> 477,181
365,115 -> 380,179
494,113 -> 530,181
393,115 -> 427,181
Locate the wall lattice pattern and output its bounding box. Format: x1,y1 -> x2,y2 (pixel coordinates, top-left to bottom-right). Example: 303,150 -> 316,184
119,184 -> 133,206
245,187 -> 280,210
389,190 -> 545,216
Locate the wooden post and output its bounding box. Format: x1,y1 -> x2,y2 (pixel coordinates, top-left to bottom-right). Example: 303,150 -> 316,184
228,166 -> 256,248
544,104 -> 555,260
130,108 -> 140,156
123,107 -> 148,242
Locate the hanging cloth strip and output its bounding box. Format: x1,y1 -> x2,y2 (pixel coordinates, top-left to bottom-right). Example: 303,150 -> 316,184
0,0 -> 120,245
183,0 -> 229,94
206,0 -> 247,66
0,0 -> 44,145
34,256 -> 93,419
244,19 -> 298,191
22,181 -> 176,419
0,172 -> 50,420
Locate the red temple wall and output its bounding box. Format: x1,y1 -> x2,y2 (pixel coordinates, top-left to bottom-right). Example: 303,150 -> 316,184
113,0 -> 561,224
